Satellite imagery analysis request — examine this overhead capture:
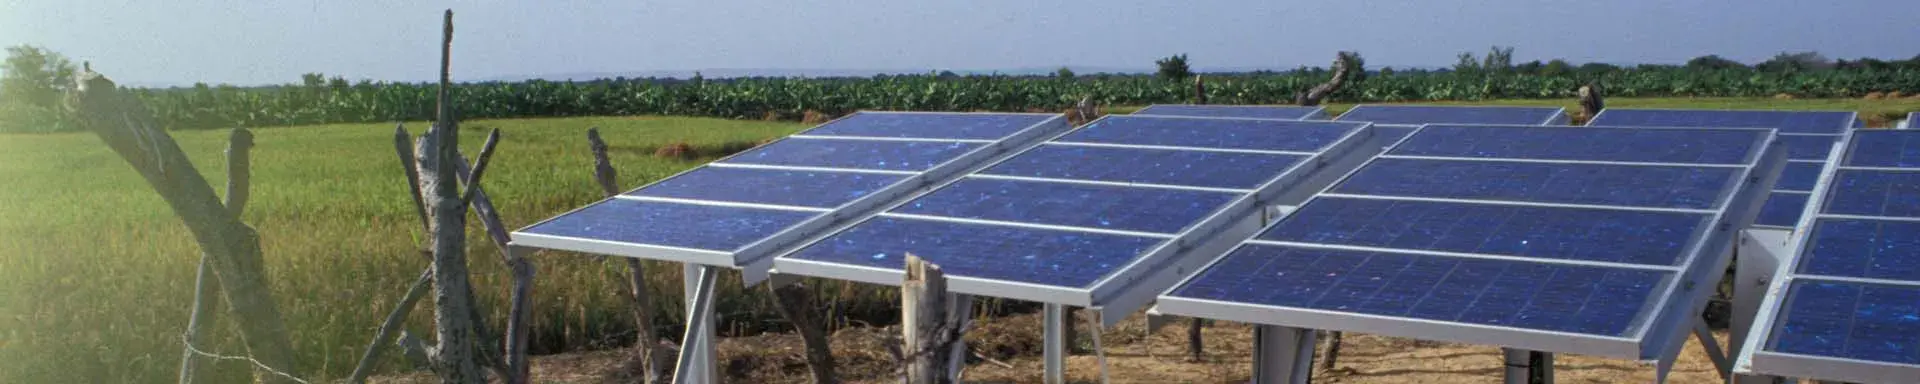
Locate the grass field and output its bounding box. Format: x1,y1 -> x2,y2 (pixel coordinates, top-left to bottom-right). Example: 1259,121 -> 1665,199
1,97 -> 1915,383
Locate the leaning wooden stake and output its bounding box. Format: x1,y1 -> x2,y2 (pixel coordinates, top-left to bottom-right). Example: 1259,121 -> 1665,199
347,125 -> 438,383
771,282 -> 840,384
1295,51 -> 1356,106
902,254 -> 955,384
587,127 -> 669,384
70,68 -> 301,383
1193,75 -> 1208,105
179,128 -> 254,384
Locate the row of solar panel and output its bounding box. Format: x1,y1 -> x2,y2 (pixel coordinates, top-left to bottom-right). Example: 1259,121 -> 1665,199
1741,129 -> 1920,383
509,106 -> 1877,380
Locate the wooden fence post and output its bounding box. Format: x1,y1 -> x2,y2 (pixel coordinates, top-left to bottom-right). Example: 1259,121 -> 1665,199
586,127 -> 669,384
903,254 -> 954,384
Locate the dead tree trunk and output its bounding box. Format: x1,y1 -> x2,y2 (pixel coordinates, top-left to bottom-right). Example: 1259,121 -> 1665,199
1187,319 -> 1205,362
586,127 -> 670,384
419,10 -> 486,384
1067,96 -> 1099,126
70,69 -> 300,383
1295,52 -> 1356,106
1320,330 -> 1344,371
455,131 -> 534,384
771,283 -> 840,384
179,128 -> 253,384
1578,83 -> 1605,122
902,254 -> 955,384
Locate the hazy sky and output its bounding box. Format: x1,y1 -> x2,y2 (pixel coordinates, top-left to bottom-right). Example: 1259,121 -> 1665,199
3,0 -> 1917,86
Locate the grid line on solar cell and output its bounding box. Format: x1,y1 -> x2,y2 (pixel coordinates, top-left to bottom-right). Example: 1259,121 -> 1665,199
1260,197 -> 1709,266
627,167 -> 907,208
783,216 -> 1169,288
1795,218 -> 1920,280
519,199 -> 821,252
1589,109 -> 1854,135
1168,244 -> 1669,336
1046,141 -> 1312,155
721,137 -> 982,171
1821,170 -> 1920,217
1055,116 -> 1357,152
1134,104 -> 1323,120
1334,105 -> 1562,125
889,177 -> 1241,234
1767,279 -> 1920,364
1845,130 -> 1920,167
1331,158 -> 1738,209
981,144 -> 1305,189
1756,192 -> 1812,227
1390,125 -> 1763,164
800,112 -> 1056,140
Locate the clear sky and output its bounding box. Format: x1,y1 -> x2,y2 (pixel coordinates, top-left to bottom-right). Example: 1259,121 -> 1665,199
3,0 -> 1917,86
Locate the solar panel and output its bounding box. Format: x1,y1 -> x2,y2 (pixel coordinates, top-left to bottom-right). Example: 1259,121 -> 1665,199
1589,109 -> 1856,135
1160,124 -> 1784,360
774,115 -> 1377,320
1133,104 -> 1329,120
1741,130 -> 1920,383
1589,109 -> 1855,229
510,112 -> 1069,283
1333,105 -> 1568,126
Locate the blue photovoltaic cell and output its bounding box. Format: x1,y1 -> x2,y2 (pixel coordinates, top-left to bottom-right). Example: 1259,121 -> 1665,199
628,167 -> 905,208
1169,245 -> 1667,336
1797,218 -> 1920,280
1392,125 -> 1761,165
1333,158 -> 1737,209
1056,116 -> 1356,152
1335,105 -> 1561,125
1260,197 -> 1707,266
1769,280 -> 1920,364
1134,104 -> 1322,120
1756,192 -> 1811,227
1822,170 -> 1920,217
521,199 -> 819,252
1845,130 -> 1920,167
800,113 -> 1052,140
1778,162 -> 1825,191
722,138 -> 980,171
1590,109 -> 1853,135
982,145 -> 1304,189
785,217 -> 1167,288
891,178 -> 1239,234
1781,134 -> 1841,161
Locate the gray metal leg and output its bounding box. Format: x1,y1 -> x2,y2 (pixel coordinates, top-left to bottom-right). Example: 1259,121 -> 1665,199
675,265 -> 718,384
1503,348 -> 1532,384
1732,229 -> 1789,384
1696,323 -> 1731,381
1535,352 -> 1553,384
1044,303 -> 1067,384
948,294 -> 973,381
1251,325 -> 1317,384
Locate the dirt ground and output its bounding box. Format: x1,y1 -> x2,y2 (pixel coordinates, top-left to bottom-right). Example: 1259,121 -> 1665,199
376,310 -> 1728,383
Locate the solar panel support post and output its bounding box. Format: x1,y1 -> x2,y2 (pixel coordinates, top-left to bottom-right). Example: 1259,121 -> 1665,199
1044,303 -> 1068,384
947,293 -> 972,379
1502,348 -> 1535,384
1730,228 -> 1789,384
1250,324 -> 1317,384
675,264 -> 718,384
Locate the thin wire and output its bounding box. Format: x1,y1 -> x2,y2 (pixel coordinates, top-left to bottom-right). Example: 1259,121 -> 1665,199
179,333 -> 311,384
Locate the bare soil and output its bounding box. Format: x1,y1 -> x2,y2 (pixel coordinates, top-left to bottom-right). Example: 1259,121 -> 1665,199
375,310 -> 1726,383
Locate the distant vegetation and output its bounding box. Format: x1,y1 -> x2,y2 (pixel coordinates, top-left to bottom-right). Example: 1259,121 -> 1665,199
4,46 -> 1920,134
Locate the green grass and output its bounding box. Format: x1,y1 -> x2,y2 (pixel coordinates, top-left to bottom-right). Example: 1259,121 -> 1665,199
0,116 -> 808,383
2,97 -> 1916,383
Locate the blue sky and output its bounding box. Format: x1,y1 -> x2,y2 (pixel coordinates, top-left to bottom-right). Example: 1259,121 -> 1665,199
3,0 -> 1916,86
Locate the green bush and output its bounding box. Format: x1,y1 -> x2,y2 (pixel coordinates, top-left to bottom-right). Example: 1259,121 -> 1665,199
0,102 -> 71,133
